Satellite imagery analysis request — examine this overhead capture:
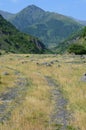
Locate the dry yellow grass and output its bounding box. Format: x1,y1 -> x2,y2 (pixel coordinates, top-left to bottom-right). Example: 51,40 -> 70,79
0,54 -> 86,130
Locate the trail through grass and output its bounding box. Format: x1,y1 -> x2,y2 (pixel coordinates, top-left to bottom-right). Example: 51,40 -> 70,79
0,54 -> 86,130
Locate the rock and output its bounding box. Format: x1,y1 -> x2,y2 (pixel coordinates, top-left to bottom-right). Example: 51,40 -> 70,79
84,73 -> 86,76
36,62 -> 40,65
36,62 -> 52,67
46,63 -> 52,67
42,62 -> 52,66
81,73 -> 86,82
14,71 -> 20,75
21,61 -> 28,64
50,61 -> 54,64
2,72 -> 9,76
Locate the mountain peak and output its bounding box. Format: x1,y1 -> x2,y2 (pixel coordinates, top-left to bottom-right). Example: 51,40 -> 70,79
28,4 -> 40,8
22,4 -> 45,13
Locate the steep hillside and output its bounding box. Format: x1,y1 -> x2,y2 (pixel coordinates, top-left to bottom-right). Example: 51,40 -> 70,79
0,15 -> 48,54
7,5 -> 82,48
55,27 -> 86,54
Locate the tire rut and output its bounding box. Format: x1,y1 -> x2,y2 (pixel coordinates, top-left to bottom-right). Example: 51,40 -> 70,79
0,72 -> 29,123
45,76 -> 71,130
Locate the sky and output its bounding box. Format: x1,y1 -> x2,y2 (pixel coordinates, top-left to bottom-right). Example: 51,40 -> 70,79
0,0 -> 86,20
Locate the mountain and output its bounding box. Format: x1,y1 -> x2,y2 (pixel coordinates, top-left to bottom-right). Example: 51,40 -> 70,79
77,20 -> 86,26
54,27 -> 86,54
6,5 -> 82,48
73,18 -> 86,26
0,15 -> 48,54
0,10 -> 14,19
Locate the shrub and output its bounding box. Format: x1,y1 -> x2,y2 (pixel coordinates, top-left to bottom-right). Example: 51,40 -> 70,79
68,44 -> 86,55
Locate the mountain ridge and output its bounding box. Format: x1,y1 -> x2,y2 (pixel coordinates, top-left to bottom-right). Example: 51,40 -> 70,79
0,10 -> 15,19
1,5 -> 82,48
0,15 -> 49,54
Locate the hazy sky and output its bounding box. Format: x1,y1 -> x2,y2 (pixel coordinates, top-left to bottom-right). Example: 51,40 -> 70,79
0,0 -> 86,20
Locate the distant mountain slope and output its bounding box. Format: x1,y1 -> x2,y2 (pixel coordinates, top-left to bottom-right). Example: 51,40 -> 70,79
7,5 -> 82,48
80,21 -> 86,26
0,15 -> 48,54
54,27 -> 86,54
0,10 -> 14,19
75,19 -> 86,26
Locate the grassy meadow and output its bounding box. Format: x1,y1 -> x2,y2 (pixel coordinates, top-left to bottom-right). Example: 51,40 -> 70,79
0,54 -> 86,130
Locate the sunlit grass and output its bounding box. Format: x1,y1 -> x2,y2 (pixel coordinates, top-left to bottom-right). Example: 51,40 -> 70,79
0,54 -> 86,130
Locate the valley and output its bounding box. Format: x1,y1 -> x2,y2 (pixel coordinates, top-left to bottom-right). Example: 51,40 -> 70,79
0,54 -> 86,130
0,3 -> 86,130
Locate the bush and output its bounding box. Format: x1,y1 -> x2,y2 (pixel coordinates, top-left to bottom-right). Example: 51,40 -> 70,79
68,44 -> 86,55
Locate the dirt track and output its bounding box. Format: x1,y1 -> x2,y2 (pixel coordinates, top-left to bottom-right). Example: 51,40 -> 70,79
45,76 -> 71,130
0,70 -> 28,123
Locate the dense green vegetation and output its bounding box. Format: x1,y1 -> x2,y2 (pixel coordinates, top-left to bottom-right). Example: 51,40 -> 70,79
81,26 -> 86,37
7,5 -> 81,48
54,26 -> 86,54
0,15 -> 49,54
68,44 -> 86,54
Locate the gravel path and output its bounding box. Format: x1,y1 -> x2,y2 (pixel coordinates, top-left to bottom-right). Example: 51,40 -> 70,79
45,76 -> 71,130
0,72 -> 28,123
